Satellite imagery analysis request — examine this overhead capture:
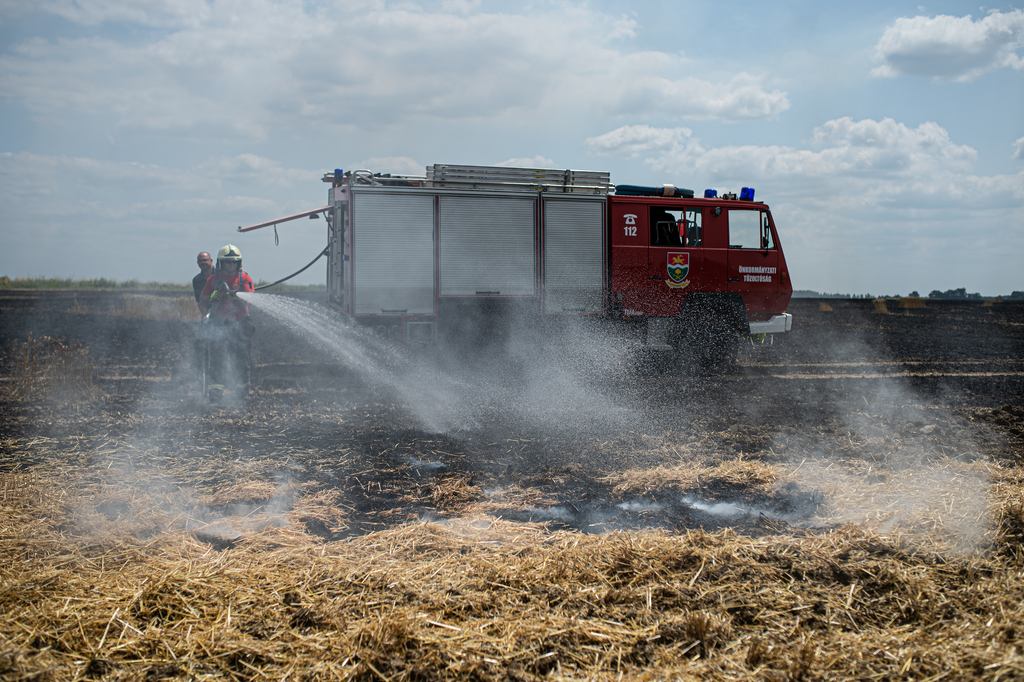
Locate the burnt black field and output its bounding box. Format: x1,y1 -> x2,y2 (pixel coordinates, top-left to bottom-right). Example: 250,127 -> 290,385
2,291 -> 1022,537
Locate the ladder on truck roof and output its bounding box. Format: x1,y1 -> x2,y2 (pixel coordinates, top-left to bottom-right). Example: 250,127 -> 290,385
426,164 -> 612,194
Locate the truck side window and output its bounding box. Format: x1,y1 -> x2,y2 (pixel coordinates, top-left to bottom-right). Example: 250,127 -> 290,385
682,208 -> 701,247
728,210 -> 775,249
728,210 -> 763,249
649,208 -> 700,246
650,209 -> 680,246
761,211 -> 775,250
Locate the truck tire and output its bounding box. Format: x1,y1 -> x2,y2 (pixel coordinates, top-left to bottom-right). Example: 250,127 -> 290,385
673,294 -> 747,376
693,314 -> 740,375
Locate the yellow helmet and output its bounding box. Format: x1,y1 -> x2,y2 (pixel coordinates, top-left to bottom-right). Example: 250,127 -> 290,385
217,244 -> 242,269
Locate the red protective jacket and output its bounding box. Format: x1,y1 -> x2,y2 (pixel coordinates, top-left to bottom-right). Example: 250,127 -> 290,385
201,271 -> 255,321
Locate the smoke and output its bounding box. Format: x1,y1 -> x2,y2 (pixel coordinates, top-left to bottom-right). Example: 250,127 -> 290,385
405,456 -> 447,471
758,313 -> 995,551
39,291 -> 998,550
184,476 -> 297,544
785,454 -> 991,551
241,293 -> 655,440
239,292 -> 996,548
500,313 -> 647,435
680,496 -> 748,517
240,293 -> 475,432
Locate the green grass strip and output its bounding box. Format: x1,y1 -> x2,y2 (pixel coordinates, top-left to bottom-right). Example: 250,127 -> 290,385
1,276 -> 326,292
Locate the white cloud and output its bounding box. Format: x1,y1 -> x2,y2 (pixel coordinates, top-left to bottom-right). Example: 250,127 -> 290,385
350,154 -> 560,173
0,0 -> 210,27
48,0 -> 210,27
355,157 -> 425,176
441,0 -> 481,14
495,156 -> 555,168
601,69 -> 790,121
586,125 -> 693,159
0,151 -> 202,201
1014,136 -> 1024,160
195,154 -> 321,187
809,117 -> 977,172
871,10 -> 1024,81
0,0 -> 790,139
589,116 -> 1019,206
0,151 -> 317,204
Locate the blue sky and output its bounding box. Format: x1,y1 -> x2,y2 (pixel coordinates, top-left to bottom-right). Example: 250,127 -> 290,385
1,0 -> 1022,295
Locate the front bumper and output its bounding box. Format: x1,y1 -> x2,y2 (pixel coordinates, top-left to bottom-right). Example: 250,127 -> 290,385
748,313 -> 793,335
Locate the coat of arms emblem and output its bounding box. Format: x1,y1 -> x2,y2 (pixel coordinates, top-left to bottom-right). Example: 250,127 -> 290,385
665,252 -> 689,289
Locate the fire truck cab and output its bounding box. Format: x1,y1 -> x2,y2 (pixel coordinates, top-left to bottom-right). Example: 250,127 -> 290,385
607,193 -> 792,365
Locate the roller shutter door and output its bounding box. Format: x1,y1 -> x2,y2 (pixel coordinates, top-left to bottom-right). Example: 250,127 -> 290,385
439,196 -> 536,297
352,192 -> 435,315
544,199 -> 604,313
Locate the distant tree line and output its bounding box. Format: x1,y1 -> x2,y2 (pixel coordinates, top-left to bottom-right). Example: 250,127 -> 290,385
0,276 -> 326,292
792,290 -> 853,298
927,288 -> 983,300
793,290 -> 895,299
795,288 -> 1022,300
0,276 -> 187,290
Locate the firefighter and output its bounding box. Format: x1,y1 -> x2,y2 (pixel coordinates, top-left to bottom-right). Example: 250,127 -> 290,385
199,244 -> 255,403
190,251 -> 215,377
192,251 -> 214,311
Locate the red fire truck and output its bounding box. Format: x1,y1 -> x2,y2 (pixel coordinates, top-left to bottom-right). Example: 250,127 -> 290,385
239,164 -> 793,372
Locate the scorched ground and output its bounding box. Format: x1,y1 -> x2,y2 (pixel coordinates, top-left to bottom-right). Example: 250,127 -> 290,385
1,291 -> 1023,680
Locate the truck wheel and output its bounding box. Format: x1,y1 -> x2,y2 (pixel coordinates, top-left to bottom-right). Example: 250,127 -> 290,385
673,314 -> 739,376
696,318 -> 739,375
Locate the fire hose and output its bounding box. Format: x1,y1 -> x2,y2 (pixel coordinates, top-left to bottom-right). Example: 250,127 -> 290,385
254,244 -> 330,291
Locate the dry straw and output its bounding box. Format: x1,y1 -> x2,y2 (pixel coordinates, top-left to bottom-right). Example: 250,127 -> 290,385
898,297 -> 926,309
2,449 -> 1023,681
2,333 -> 100,404
872,298 -> 889,314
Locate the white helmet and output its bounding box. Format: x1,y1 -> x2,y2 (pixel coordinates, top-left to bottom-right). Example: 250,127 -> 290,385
217,244 -> 242,269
